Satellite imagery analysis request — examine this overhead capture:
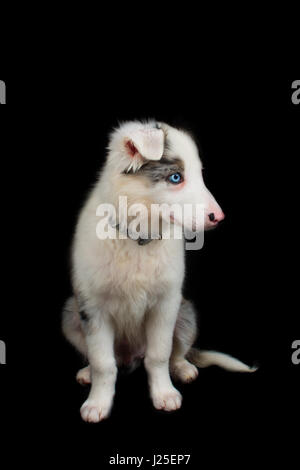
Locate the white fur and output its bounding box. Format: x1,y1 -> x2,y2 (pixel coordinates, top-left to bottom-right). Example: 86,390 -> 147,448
62,120 -> 255,423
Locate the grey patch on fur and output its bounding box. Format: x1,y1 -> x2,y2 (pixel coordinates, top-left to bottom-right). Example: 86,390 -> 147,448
79,310 -> 89,322
75,295 -> 90,323
123,157 -> 184,183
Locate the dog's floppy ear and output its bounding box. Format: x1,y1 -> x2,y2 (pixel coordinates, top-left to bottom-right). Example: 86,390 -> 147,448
124,128 -> 164,161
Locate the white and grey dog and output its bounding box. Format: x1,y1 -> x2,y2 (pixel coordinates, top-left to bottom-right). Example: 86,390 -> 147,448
63,120 -> 256,423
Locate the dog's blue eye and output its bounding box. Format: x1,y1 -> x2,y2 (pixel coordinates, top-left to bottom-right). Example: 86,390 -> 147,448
168,173 -> 183,184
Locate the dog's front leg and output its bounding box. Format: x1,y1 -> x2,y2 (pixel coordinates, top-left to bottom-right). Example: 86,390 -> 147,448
80,312 -> 117,423
145,291 -> 182,411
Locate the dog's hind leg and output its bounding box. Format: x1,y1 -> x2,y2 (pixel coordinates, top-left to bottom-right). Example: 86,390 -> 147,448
62,296 -> 88,357
76,365 -> 91,385
171,298 -> 257,377
170,299 -> 199,383
62,297 -> 93,386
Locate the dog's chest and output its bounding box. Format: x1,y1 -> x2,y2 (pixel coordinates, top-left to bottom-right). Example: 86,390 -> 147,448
110,241 -> 182,287
97,240 -> 184,318
109,245 -> 168,295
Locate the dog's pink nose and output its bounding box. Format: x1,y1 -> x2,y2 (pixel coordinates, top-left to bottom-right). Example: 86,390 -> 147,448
208,210 -> 225,225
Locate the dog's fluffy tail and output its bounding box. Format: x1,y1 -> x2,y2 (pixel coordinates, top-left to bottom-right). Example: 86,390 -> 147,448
187,348 -> 258,373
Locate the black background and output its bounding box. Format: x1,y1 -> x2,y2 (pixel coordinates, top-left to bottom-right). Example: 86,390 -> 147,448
0,75 -> 299,467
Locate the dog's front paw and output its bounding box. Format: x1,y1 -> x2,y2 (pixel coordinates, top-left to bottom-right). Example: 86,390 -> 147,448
80,398 -> 112,423
152,387 -> 182,412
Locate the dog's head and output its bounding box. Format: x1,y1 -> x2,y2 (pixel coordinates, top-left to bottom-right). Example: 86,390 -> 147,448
106,120 -> 224,233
